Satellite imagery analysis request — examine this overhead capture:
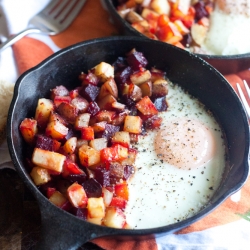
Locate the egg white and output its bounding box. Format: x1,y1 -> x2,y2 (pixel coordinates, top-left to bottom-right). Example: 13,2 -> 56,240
202,2 -> 250,55
125,83 -> 226,229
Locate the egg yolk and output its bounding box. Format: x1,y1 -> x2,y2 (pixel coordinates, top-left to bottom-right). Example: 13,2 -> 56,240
154,118 -> 215,170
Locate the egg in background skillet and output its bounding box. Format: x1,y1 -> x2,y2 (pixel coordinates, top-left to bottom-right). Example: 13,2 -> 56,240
125,82 -> 226,229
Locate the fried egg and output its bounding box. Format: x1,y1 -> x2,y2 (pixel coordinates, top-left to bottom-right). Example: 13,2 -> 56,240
202,0 -> 250,55
125,83 -> 226,229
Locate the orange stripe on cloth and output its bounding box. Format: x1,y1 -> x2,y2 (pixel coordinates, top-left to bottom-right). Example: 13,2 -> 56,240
50,0 -> 119,49
12,37 -> 54,75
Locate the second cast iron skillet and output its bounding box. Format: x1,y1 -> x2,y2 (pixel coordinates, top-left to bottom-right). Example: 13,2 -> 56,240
105,0 -> 250,75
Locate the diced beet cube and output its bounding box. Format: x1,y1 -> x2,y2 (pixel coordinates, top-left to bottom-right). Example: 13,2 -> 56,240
36,134 -> 58,151
94,166 -> 110,187
87,101 -> 100,117
123,165 -> 135,180
144,115 -> 163,129
113,56 -> 128,71
115,66 -> 132,85
65,127 -> 79,141
153,96 -> 168,111
80,85 -> 100,102
64,174 -> 87,185
109,162 -> 125,184
50,85 -> 69,100
71,207 -> 88,220
101,124 -> 120,140
83,178 -> 102,198
60,201 -> 73,211
194,1 -> 209,21
81,72 -> 100,86
127,51 -> 148,71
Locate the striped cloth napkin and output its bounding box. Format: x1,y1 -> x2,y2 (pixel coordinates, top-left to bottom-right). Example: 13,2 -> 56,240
0,0 -> 250,249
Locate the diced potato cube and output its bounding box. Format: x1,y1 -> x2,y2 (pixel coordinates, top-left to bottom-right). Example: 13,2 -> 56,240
92,121 -> 107,132
63,137 -> 77,155
19,118 -> 38,144
121,148 -> 137,165
152,79 -> 168,97
94,62 -> 114,82
150,0 -> 170,15
130,70 -> 151,85
96,110 -> 116,123
87,217 -> 103,225
98,78 -> 118,100
102,187 -> 113,207
123,116 -> 142,134
111,101 -> 126,111
45,120 -> 68,140
97,94 -> 116,110
89,138 -> 107,151
30,166 -> 51,186
78,145 -> 100,167
35,98 -> 54,129
87,197 -> 105,218
103,207 -> 126,228
191,23 -> 208,45
141,8 -> 159,21
139,81 -> 152,97
126,10 -> 144,23
75,113 -> 91,130
67,182 -> 88,208
114,144 -> 128,161
76,139 -> 88,149
111,131 -> 130,148
128,84 -> 142,102
32,147 -> 66,173
49,191 -> 68,208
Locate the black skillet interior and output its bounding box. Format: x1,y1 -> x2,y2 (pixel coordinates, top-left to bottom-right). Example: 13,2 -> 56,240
7,37 -> 249,249
105,0 -> 250,75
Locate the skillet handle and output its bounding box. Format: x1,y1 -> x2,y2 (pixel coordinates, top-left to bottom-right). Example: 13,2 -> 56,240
34,202 -> 103,250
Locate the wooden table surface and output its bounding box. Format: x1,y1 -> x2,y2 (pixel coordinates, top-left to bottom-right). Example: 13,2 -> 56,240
0,169 -> 104,250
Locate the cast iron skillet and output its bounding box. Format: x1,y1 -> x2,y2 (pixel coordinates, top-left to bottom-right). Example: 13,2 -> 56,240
7,36 -> 249,250
105,0 -> 250,75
